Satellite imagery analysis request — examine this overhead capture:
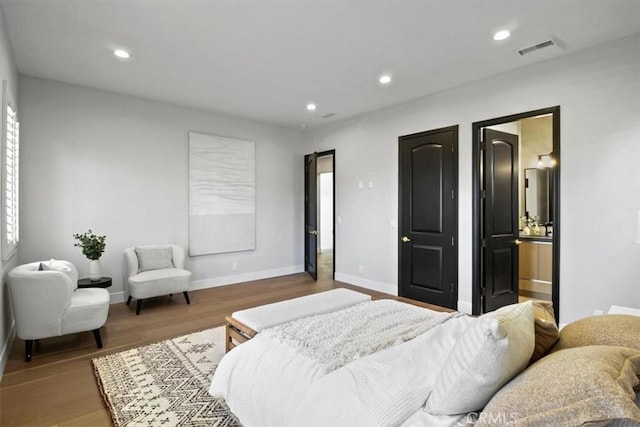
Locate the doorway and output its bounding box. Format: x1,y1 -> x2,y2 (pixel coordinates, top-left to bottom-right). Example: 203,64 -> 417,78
304,150 -> 335,281
472,107 -> 560,320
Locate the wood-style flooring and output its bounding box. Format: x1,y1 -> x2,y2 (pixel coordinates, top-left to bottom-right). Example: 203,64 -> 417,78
317,250 -> 333,281
0,271 -> 446,426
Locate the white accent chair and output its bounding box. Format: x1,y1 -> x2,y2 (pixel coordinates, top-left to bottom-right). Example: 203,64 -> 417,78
8,260 -> 110,362
124,244 -> 192,315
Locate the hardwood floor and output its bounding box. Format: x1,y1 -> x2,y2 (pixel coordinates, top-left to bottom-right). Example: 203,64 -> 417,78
0,273 -> 447,426
317,250 -> 333,280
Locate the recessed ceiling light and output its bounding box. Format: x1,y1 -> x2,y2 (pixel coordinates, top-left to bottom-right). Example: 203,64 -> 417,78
113,49 -> 131,59
379,75 -> 392,84
306,103 -> 317,111
493,30 -> 511,41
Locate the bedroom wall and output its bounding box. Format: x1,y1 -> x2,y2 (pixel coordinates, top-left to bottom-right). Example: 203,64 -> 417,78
18,76 -> 306,304
308,33 -> 640,324
0,2 -> 19,379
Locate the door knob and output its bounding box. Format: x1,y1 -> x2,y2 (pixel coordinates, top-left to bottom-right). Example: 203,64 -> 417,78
402,236 -> 411,242
514,239 -> 522,245
309,230 -> 318,235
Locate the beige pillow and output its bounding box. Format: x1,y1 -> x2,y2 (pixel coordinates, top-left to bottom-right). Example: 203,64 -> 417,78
552,314 -> 640,352
425,301 -> 535,415
135,246 -> 174,272
529,300 -> 560,363
477,346 -> 640,427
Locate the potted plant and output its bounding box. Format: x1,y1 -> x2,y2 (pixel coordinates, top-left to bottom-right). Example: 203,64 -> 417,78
73,229 -> 106,281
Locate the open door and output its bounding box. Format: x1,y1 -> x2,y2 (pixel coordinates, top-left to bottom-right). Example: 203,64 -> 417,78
473,107 -> 560,320
304,152 -> 318,280
482,129 -> 520,312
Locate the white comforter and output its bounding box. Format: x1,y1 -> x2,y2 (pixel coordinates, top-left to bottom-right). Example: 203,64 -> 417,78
209,300 -> 475,427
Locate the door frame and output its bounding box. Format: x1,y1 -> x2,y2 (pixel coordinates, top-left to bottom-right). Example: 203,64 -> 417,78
304,149 -> 336,280
472,106 -> 560,320
304,152 -> 318,280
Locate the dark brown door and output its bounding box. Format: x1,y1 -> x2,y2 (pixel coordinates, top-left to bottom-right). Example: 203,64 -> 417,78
304,152 -> 318,280
482,129 -> 519,311
399,126 -> 457,309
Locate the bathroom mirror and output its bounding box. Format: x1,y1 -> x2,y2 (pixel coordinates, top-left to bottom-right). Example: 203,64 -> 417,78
524,167 -> 550,224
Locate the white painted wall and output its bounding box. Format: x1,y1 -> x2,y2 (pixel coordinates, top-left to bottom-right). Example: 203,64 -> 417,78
18,76 -> 306,303
309,34 -> 640,324
0,3 -> 19,379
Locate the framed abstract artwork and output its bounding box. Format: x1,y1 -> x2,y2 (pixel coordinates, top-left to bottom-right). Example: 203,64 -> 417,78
188,132 -> 255,256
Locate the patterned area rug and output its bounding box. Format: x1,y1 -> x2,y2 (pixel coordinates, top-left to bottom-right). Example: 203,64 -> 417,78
93,327 -> 241,426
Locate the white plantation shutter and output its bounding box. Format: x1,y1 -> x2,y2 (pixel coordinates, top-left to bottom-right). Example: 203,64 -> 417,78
2,81 -> 19,260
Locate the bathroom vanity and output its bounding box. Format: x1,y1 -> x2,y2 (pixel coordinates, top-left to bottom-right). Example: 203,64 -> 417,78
519,236 -> 553,301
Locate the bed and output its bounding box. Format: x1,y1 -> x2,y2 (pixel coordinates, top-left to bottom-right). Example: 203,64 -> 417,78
209,298 -> 640,427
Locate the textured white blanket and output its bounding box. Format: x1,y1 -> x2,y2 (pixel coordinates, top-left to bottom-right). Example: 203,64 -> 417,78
210,300 -> 475,427
261,299 -> 458,372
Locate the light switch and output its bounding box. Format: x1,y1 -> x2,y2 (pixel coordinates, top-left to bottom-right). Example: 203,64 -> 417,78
358,181 -> 364,189
368,181 -> 374,189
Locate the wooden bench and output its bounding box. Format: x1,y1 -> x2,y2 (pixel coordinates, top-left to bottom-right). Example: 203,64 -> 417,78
225,288 -> 372,352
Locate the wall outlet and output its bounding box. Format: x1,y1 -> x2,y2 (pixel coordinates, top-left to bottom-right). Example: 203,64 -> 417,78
593,309 -> 603,316
358,265 -> 364,274
232,262 -> 238,271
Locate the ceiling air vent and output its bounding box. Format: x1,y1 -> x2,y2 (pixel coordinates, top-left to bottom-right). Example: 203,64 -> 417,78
517,39 -> 555,56
321,113 -> 336,119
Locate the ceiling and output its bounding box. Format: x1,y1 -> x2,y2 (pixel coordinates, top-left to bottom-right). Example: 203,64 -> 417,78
1,0 -> 639,130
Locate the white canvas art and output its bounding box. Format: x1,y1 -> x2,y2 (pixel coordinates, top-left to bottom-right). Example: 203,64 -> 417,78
189,132 -> 255,255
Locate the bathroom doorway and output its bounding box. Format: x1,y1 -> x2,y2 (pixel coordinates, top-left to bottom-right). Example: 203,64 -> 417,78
472,107 -> 560,320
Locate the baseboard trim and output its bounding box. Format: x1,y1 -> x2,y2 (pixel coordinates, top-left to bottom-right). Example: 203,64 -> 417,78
110,291 -> 127,304
190,265 -> 305,290
457,300 -> 472,315
335,273 -> 397,296
112,270 -> 468,314
0,321 -> 16,382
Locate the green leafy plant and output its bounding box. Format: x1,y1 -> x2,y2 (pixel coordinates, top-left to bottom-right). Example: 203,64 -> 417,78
73,229 -> 106,260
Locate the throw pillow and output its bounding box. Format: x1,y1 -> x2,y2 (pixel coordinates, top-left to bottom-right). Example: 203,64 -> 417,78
39,260 -> 75,285
39,260 -> 72,273
135,246 -> 174,272
529,300 -> 559,363
477,345 -> 640,427
425,301 -> 535,415
551,314 -> 640,352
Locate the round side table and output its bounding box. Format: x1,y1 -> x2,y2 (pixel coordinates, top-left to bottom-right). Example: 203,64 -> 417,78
77,277 -> 112,289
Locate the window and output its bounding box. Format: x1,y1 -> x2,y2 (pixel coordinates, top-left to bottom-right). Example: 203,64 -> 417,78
2,80 -> 19,260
